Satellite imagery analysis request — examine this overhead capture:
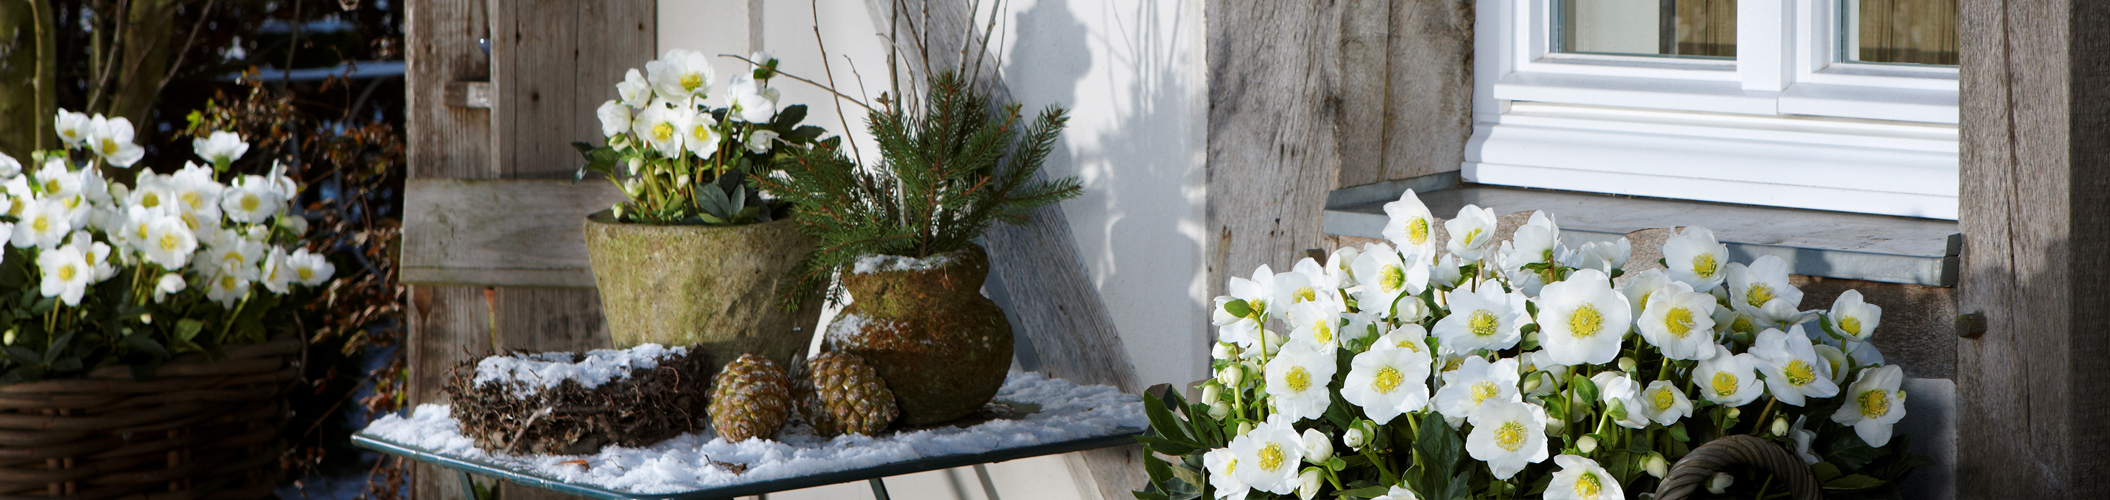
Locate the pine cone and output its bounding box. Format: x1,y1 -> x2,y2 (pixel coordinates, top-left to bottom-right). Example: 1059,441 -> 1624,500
798,352 -> 899,436
708,354 -> 793,442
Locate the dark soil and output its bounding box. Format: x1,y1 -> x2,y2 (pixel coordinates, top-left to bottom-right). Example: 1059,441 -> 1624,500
444,350 -> 712,455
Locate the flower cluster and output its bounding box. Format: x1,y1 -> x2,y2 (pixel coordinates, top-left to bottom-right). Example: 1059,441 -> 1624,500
1140,190 -> 1925,500
0,111 -> 333,382
577,49 -> 829,225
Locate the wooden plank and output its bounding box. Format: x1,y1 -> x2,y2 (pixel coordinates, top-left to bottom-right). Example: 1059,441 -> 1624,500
575,1 -> 656,169
407,286 -> 493,500
399,179 -> 627,288
1955,0 -> 2110,497
1335,0 -> 1388,188
494,0 -> 578,179
1354,0 -> 1472,188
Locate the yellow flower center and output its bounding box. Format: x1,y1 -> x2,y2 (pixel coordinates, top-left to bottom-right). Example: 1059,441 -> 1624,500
1407,218 -> 1429,245
1692,253 -> 1718,279
1379,265 -> 1406,293
219,274 -> 237,290
1246,299 -> 1268,320
141,192 -> 160,208
1841,316 -> 1863,336
42,179 -> 59,193
1372,366 -> 1403,394
691,124 -> 712,143
159,234 -> 180,252
1651,387 -> 1676,411
1311,321 -> 1333,344
1463,228 -> 1483,246
1469,310 -> 1500,337
652,122 -> 676,142
679,73 -> 703,92
56,264 -> 75,281
134,223 -> 149,241
1745,283 -> 1777,309
240,193 -> 262,213
1294,286 -> 1317,303
1731,315 -> 1757,335
1397,338 -> 1423,352
31,216 -> 48,233
100,138 -> 119,154
1784,360 -> 1817,386
1224,458 -> 1236,475
1858,390 -> 1891,418
1471,381 -> 1500,404
1569,304 -> 1604,338
1286,366 -> 1312,393
297,267 -> 315,281
1575,472 -> 1603,499
1664,307 -> 1694,338
181,192 -> 205,211
1711,371 -> 1740,397
1258,443 -> 1286,472
1494,421 -> 1527,451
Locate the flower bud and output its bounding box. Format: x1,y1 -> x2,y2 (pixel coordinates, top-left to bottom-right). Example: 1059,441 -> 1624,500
1208,402 -> 1231,420
1212,343 -> 1237,360
1726,408 -> 1741,420
1644,453 -> 1669,478
1237,421 -> 1256,436
1577,435 -> 1598,454
1302,428 -> 1334,463
626,157 -> 645,175
1218,365 -> 1245,387
1521,373 -> 1544,393
1262,331 -> 1287,356
1296,469 -> 1323,500
1707,473 -> 1734,494
1202,383 -> 1224,406
1771,417 -> 1790,437
1606,399 -> 1628,422
1344,427 -> 1367,450
2,329 -> 13,346
1544,417 -> 1567,434
1618,356 -> 1639,373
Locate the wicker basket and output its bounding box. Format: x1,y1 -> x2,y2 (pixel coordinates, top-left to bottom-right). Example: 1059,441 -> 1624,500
1654,434 -> 1824,500
0,338 -> 302,500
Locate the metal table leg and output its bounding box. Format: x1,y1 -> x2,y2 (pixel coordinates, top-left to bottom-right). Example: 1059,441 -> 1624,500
867,477 -> 890,500
458,470 -> 481,500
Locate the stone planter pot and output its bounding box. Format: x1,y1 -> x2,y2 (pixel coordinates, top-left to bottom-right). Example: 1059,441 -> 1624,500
825,244 -> 1013,425
581,210 -> 823,369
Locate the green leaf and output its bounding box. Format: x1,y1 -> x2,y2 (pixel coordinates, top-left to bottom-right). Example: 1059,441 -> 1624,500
4,347 -> 39,364
1223,299 -> 1252,319
1332,485 -> 1393,499
773,105 -> 810,128
42,332 -> 73,364
123,334 -> 169,359
1823,474 -> 1887,491
1668,421 -> 1690,443
1570,374 -> 1599,403
1811,461 -> 1844,483
1135,435 -> 1199,456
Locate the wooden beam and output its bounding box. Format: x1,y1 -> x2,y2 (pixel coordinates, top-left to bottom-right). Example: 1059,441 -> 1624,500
1956,0 -> 2110,497
399,179 -> 627,288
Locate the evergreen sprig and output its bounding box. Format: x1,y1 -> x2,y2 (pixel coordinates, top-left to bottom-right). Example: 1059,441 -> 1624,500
760,71 -> 1080,309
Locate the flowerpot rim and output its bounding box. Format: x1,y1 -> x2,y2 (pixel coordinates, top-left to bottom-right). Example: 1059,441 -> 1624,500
584,209 -> 803,230
846,243 -> 986,275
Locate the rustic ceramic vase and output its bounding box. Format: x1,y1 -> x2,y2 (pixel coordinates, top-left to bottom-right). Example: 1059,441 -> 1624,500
581,210 -> 822,369
826,244 -> 1013,425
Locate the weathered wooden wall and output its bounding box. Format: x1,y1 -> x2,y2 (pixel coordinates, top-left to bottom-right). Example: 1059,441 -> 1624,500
405,2 -> 654,500
1206,0 -> 1474,299
1955,0 -> 2110,497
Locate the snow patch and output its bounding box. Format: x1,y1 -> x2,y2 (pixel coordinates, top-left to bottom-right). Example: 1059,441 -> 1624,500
823,313 -> 886,346
471,344 -> 687,398
361,372 -> 1144,494
851,253 -> 958,274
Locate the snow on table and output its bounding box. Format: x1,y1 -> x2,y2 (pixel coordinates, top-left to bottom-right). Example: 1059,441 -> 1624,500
361,372 -> 1145,495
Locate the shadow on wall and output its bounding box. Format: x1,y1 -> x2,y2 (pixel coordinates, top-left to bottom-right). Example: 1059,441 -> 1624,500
1002,0 -> 1208,386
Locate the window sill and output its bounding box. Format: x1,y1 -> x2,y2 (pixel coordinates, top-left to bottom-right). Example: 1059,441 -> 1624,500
1322,178 -> 1960,286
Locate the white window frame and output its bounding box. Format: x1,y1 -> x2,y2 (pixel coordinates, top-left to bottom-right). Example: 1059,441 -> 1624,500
1467,0 -> 1961,220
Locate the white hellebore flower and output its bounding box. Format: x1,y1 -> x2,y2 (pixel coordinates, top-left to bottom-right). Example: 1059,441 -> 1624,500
87,115 -> 145,167
1286,301 -> 1344,350
55,110 -> 92,147
1694,345 -> 1766,407
34,161 -> 81,200
1229,415 -> 1304,495
143,216 -> 198,270
205,266 -> 250,307
1326,245 -> 1361,288
1789,416 -> 1820,464
1444,204 -> 1499,262
1203,448 -> 1249,500
38,243 -> 92,305
1750,327 -> 1840,406
1662,226 -> 1729,292
0,153 -> 17,179
1708,473 -> 1734,495
1826,289 -> 1883,342
220,178 -> 284,224
1290,257 -> 1342,304
1431,254 -> 1464,290
1726,255 -> 1810,327
1433,285 -> 1528,353
1343,339 -> 1434,424
1372,485 -> 1419,500
287,247 -> 335,286
682,109 -> 723,158
1507,211 -> 1561,268
1350,244 -> 1428,319
1214,265 -> 1277,350
1635,281 -> 1720,360
1265,341 -> 1339,422
1564,238 -> 1632,275
154,273 -> 186,303
77,235 -> 114,282
193,130 -> 250,166
1434,356 -> 1521,420
1295,469 -> 1323,500
13,199 -> 71,249
1590,372 -> 1651,430
725,74 -> 780,123
1546,455 -> 1622,500
745,129 -> 780,155
1535,268 -> 1632,366
617,68 -> 654,108
644,49 -> 717,103
596,100 -> 632,138
1381,189 -> 1439,261
259,248 -> 296,294
1638,380 -> 1695,426
1833,364 -> 1907,447
632,101 -> 688,158
1301,428 -> 1334,463
171,162 -> 226,224
1465,399 -> 1551,480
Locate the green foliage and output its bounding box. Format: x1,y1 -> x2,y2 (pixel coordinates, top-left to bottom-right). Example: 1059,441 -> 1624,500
760,71 -> 1081,309
572,104 -> 827,225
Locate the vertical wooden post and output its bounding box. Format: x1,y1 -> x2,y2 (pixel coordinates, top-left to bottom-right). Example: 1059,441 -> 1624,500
1955,0 -> 2110,497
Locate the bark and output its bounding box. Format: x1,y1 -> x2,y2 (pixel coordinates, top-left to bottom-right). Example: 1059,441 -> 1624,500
107,0 -> 180,137
0,0 -> 56,157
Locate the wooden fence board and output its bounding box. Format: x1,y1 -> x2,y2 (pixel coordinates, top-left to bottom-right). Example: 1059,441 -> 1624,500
399,179 -> 628,288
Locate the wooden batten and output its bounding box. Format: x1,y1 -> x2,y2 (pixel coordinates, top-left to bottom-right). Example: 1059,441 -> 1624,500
399,179 -> 626,289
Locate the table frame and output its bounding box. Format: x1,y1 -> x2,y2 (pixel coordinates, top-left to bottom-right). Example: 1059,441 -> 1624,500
353,429 -> 1140,500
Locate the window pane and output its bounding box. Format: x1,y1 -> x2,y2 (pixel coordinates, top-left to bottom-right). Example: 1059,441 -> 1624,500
1555,0 -> 1736,59
1842,0 -> 1958,66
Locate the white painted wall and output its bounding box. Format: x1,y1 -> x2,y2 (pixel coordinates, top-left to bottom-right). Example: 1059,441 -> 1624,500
658,1 -> 1208,499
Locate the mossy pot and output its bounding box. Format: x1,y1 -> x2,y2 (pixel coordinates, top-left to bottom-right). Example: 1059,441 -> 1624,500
581,210 -> 822,369
826,244 -> 1013,426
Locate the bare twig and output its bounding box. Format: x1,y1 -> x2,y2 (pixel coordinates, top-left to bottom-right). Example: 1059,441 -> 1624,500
157,0 -> 219,94
811,0 -> 863,166
719,54 -> 872,112
87,0 -> 135,113
970,0 -> 1004,83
